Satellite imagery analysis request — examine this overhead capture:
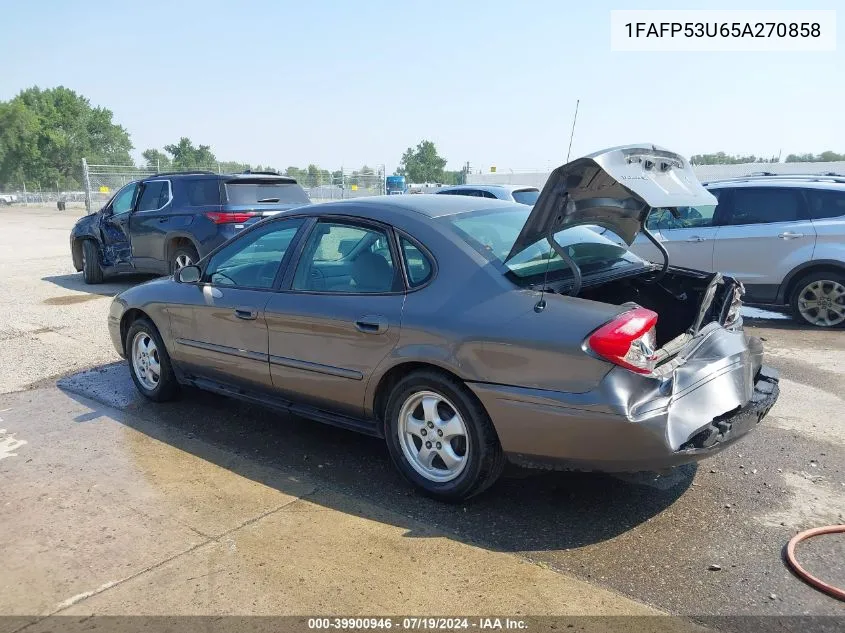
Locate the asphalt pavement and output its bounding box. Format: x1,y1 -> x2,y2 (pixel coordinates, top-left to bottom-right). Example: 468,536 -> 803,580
1,206 -> 843,630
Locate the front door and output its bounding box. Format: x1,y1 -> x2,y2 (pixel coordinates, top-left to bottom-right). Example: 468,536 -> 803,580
712,187 -> 817,303
265,218 -> 405,418
168,217 -> 307,392
99,181 -> 139,267
634,198 -> 721,271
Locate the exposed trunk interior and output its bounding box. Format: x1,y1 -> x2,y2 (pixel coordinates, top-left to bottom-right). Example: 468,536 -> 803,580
579,269 -> 739,347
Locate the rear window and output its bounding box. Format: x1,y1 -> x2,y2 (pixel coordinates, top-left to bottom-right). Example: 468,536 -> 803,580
224,180 -> 310,205
511,189 -> 539,205
447,207 -> 646,282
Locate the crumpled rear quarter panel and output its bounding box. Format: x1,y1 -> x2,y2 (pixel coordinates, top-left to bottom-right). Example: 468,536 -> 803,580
468,325 -> 764,470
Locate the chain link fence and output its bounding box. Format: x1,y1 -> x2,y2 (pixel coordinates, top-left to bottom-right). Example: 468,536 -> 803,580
81,160 -> 386,211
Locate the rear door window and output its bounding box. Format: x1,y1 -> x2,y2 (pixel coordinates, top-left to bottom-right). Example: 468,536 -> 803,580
224,180 -> 310,205
723,188 -> 803,225
136,181 -> 170,212
807,189 -> 845,219
400,236 -> 433,287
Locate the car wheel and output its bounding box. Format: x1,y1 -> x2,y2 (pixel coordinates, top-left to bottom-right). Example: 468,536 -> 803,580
384,370 -> 505,501
81,239 -> 104,284
125,317 -> 180,402
790,271 -> 845,328
170,245 -> 199,274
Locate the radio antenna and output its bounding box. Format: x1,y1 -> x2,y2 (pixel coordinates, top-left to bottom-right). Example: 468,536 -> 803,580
566,99 -> 580,162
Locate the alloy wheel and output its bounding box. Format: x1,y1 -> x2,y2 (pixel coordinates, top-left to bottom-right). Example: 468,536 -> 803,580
131,331 -> 162,391
797,279 -> 845,327
397,390 -> 469,483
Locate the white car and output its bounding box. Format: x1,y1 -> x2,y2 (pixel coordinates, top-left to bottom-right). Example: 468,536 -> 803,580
630,174 -> 845,327
435,184 -> 540,205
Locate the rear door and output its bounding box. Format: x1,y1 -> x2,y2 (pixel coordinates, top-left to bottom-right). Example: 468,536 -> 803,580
128,179 -> 173,273
264,217 -> 405,419
632,196 -> 721,271
168,217 -> 307,392
806,188 -> 845,263
712,187 -> 817,303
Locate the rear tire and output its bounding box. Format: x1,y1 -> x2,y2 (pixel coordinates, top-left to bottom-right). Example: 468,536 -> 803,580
789,271 -> 845,328
384,370 -> 505,501
81,239 -> 104,284
125,317 -> 180,402
170,245 -> 199,275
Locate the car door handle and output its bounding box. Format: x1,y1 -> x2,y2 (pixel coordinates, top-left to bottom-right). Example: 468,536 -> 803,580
778,231 -> 805,239
685,236 -> 707,242
233,307 -> 258,320
158,217 -> 169,223
355,315 -> 388,334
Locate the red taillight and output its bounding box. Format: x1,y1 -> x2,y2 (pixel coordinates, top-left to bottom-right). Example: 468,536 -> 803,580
588,307 -> 659,375
205,211 -> 258,224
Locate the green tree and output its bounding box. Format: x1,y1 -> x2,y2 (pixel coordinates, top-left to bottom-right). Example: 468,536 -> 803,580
0,86 -> 133,189
784,151 -> 845,162
162,137 -> 217,171
397,140 -> 447,183
690,152 -> 779,165
142,148 -> 172,171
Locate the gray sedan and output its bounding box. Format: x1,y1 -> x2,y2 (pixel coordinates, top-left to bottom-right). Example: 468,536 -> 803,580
108,145 -> 779,501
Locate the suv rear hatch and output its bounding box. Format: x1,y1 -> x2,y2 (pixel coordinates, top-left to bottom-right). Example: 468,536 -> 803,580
216,175 -> 310,225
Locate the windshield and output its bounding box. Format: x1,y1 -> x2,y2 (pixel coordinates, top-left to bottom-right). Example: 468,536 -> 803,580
511,189 -> 540,205
448,208 -> 647,281
224,180 -> 310,205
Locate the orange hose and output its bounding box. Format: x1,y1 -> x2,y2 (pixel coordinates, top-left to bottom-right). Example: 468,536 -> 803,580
785,525 -> 845,601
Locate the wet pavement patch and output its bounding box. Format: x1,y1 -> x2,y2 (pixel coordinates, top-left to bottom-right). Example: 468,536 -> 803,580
43,294 -> 102,305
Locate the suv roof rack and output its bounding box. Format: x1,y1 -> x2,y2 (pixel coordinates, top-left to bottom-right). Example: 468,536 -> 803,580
241,169 -> 281,175
151,170 -> 217,177
702,173 -> 845,185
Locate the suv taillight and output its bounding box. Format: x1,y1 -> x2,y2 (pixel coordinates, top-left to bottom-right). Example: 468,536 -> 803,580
587,307 -> 659,374
205,211 -> 258,224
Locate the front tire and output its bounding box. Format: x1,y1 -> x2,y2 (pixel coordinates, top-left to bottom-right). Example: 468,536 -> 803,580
170,245 -> 199,275
125,317 -> 179,402
790,271 -> 845,328
81,239 -> 104,284
384,370 -> 505,501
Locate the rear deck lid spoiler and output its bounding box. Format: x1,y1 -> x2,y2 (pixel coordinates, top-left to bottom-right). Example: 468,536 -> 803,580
504,144 -> 717,261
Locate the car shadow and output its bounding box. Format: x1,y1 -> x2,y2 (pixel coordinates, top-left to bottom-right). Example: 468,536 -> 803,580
58,362 -> 695,554
42,272 -> 159,297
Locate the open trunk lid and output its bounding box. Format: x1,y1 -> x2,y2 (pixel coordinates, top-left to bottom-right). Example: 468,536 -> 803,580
505,144 -> 717,261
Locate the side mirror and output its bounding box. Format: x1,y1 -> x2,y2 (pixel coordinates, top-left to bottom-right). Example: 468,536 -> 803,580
176,265 -> 201,283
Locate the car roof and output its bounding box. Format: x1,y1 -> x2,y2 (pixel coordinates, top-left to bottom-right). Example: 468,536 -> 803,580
438,184 -> 538,193
306,193 -> 524,218
704,177 -> 845,190
143,172 -> 297,183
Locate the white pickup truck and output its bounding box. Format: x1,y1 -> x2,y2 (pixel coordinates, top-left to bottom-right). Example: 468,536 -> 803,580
0,194 -> 18,205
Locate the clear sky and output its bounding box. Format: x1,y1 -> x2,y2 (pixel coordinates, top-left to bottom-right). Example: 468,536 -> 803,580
1,0 -> 841,172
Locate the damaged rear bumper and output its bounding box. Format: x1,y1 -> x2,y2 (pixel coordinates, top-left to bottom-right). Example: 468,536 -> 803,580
468,326 -> 780,472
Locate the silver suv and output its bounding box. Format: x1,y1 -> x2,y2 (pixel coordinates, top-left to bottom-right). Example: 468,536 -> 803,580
630,175 -> 845,327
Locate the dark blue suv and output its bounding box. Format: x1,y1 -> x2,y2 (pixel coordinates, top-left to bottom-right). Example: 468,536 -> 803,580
70,171 -> 310,283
